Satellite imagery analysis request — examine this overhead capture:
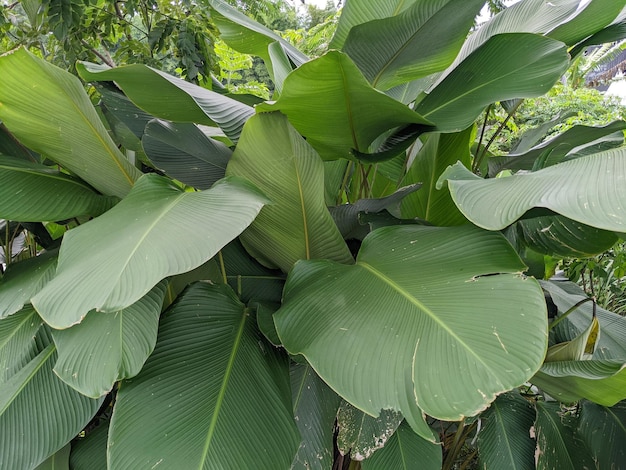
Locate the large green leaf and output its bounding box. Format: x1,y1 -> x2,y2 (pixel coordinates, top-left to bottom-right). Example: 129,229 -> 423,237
32,174 -> 268,329
415,33 -> 569,132
0,251 -> 57,319
226,113 -> 353,272
578,400 -> 626,468
256,51 -> 433,161
361,421 -> 442,470
0,306 -> 42,382
108,282 -> 300,469
337,401 -> 403,460
0,156 -> 116,221
0,122 -> 37,162
477,392 -> 536,470
34,444 -> 70,470
488,121 -> 626,176
329,0 -> 417,50
400,129 -> 472,225
547,0 -> 626,46
76,62 -> 254,143
438,148 -> 626,232
275,225 -> 548,421
142,120 -> 231,190
531,360 -> 626,406
51,281 -> 167,398
518,215 -> 619,258
342,0 -> 484,90
534,401 -> 595,470
290,363 -> 341,470
541,280 -> 626,360
0,48 -> 140,198
69,421 -> 108,470
0,342 -> 102,470
207,0 -> 308,67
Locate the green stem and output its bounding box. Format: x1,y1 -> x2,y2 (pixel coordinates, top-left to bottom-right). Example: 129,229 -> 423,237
217,251 -> 228,285
442,419 -> 466,470
338,161 -> 354,204
549,297 -> 595,330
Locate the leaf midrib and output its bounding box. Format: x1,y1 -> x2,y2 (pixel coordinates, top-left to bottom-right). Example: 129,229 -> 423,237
198,307 -> 248,467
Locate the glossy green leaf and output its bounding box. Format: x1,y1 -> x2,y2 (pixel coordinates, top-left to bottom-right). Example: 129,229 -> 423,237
275,225 -> 548,421
108,282 -> 300,469
438,148 -> 626,232
142,120 -> 231,190
0,156 -> 116,222
531,360 -> 626,406
578,400 -> 626,468
0,48 -> 140,198
415,34 -> 569,132
0,251 -> 57,319
337,401 -> 403,460
541,280 -> 626,360
69,421 -> 108,470
477,392 -> 536,470
361,421 -> 442,470
226,113 -> 353,272
257,51 -> 433,161
400,128 -> 472,225
34,444 -> 70,470
207,0 -> 308,66
329,0 -> 417,50
0,306 -> 42,382
488,121 -> 626,176
547,0 -> 626,46
343,0 -> 484,90
268,42 -> 293,96
0,343 -> 102,470
51,281 -> 167,398
534,401 -> 595,470
290,363 -> 341,470
518,215 -> 619,258
570,21 -> 626,58
76,62 -> 254,143
32,174 -> 268,328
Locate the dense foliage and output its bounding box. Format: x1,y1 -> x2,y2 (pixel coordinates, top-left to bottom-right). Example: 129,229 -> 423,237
1,0 -> 626,469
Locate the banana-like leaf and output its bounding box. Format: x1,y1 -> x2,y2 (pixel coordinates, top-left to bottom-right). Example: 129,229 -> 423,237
0,122 -> 37,162
337,401 -> 403,460
361,421 -> 442,470
438,148 -> 626,232
0,343 -> 102,470
0,156 -> 117,221
400,128 -> 471,225
488,121 -> 626,176
541,280 -> 626,360
0,251 -> 57,319
570,21 -> 626,58
477,392 -> 536,470
546,315 -> 600,362
95,82 -> 155,139
415,33 -> 569,132
256,51 -> 433,161
0,306 -> 42,382
226,113 -> 353,272
0,48 -> 140,198
32,174 -> 268,328
534,401 -> 595,470
275,225 -> 548,421
290,363 -> 341,470
268,42 -> 293,96
76,62 -> 254,143
329,0 -> 416,50
142,120 -> 231,190
518,216 -> 619,258
531,360 -> 626,406
578,401 -> 626,468
34,444 -> 70,470
207,0 -> 308,67
547,0 -> 626,46
342,0 -> 484,90
51,281 -> 167,398
108,282 -> 300,469
69,421 -> 108,470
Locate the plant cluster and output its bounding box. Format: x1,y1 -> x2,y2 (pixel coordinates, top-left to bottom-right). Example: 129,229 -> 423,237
1,0 -> 626,469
